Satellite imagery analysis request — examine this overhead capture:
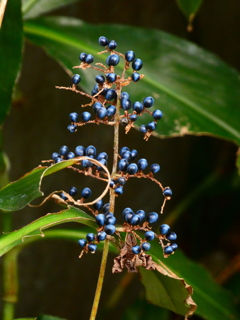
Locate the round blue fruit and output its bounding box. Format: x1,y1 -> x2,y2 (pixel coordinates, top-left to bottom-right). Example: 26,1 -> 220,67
135,209 -> 145,221
137,158 -> 148,171
122,207 -> 133,217
96,158 -> 107,170
98,36 -> 109,46
118,177 -> 126,185
118,159 -> 129,171
115,186 -> 123,195
96,214 -> 106,226
146,122 -> 157,131
126,163 -> 138,174
88,244 -> 97,252
93,199 -> 103,210
78,239 -> 87,247
79,52 -> 87,62
106,216 -> 117,225
67,124 -> 77,133
105,89 -> 117,101
86,233 -> 95,242
152,109 -> 163,120
86,145 -> 97,157
143,96 -> 154,108
52,152 -> 60,160
97,152 -> 108,160
93,102 -> 103,113
106,54 -> 120,66
60,192 -> 68,201
97,231 -> 107,241
108,40 -> 117,50
132,245 -> 141,254
163,187 -> 172,197
81,111 -> 91,122
147,212 -> 159,223
102,203 -> 110,213
125,50 -> 135,62
96,107 -> 107,119
69,186 -> 77,196
85,54 -> 94,64
95,75 -> 105,84
133,101 -> 143,114
54,157 -> 63,163
150,163 -> 160,173
132,58 -> 143,71
59,145 -> 69,156
140,125 -> 147,133
120,147 -> 130,156
131,149 -> 138,159
171,243 -> 178,251
164,246 -> 173,255
106,105 -> 116,117
130,114 -> 137,121
144,231 -> 155,241
104,224 -> 116,235
122,150 -> 132,161
159,224 -> 170,235
166,232 -> 177,241
72,74 -> 81,84
131,72 -> 140,82
75,145 -> 85,156
129,215 -> 140,226
69,112 -> 78,122
106,73 -> 117,83
141,242 -> 151,251
66,152 -> 75,159
81,187 -> 92,199
120,92 -> 130,100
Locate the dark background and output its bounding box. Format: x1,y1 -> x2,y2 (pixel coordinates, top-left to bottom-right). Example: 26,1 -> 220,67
1,0 -> 240,319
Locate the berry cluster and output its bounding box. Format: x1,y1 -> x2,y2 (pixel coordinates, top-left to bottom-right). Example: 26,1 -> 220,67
57,36 -> 163,141
50,36 -> 177,272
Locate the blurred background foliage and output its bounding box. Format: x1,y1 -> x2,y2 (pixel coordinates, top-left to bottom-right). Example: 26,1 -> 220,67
0,0 -> 240,319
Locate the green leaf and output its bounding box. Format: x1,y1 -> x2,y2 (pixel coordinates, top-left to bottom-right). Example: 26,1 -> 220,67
0,0 -> 23,125
22,0 -> 80,20
146,242 -> 239,320
176,0 -> 203,20
0,206 -> 97,256
23,17 -> 240,144
37,315 -> 67,320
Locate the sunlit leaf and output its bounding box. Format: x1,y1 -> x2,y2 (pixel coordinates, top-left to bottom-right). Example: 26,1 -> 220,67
23,17 -> 240,144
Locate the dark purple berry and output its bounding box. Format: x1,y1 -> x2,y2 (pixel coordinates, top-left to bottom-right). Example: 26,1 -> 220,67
79,53 -> 87,62
106,73 -> 117,83
131,72 -> 140,82
106,54 -> 120,66
81,187 -> 92,199
108,40 -> 117,50
72,74 -> 81,84
98,36 -> 109,46
95,75 -> 105,84
132,58 -> 143,71
85,54 -> 94,64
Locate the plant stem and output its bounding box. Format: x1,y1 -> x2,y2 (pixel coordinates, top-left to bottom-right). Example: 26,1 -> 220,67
89,239 -> 109,320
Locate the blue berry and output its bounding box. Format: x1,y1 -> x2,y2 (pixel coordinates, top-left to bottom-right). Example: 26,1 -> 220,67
120,147 -> 130,156
118,177 -> 126,185
52,152 -> 60,160
140,125 -> 147,133
145,231 -> 155,241
86,233 -> 95,242
72,74 -> 81,84
69,186 -> 77,196
106,54 -> 120,66
150,164 -> 160,173
131,149 -> 138,159
86,145 -> 97,157
132,245 -> 141,254
59,145 -> 69,156
93,102 -> 103,113
126,163 -> 138,174
133,101 -> 144,114
152,109 -> 163,120
54,157 -> 63,163
105,212 -> 114,219
60,192 -> 68,200
106,105 -> 116,117
141,242 -> 151,251
135,209 -> 145,221
88,244 -> 97,252
164,246 -> 173,255
121,98 -> 132,110
96,214 -> 106,226
82,159 -> 93,168
75,145 -> 85,156
105,89 -> 117,101
159,224 -> 170,235
81,187 -> 92,199
78,239 -> 87,247
98,36 -> 109,46
110,179 -> 116,188
85,54 -> 94,64
108,40 -> 117,50
97,152 -> 108,160
96,159 -> 107,171
131,72 -> 140,82
102,203 -> 110,213
106,73 -> 117,83
122,150 -> 132,161
97,107 -> 107,119
171,243 -> 178,251
93,199 -> 103,210
81,111 -> 91,122
124,212 -> 134,223
106,216 -> 116,225
147,212 -> 159,223
163,187 -> 172,197
95,75 -> 105,84
120,92 -> 129,100
137,158 -> 148,171
132,58 -> 143,71
79,52 -> 87,62
115,186 -> 124,195
67,124 -> 77,133
129,215 -> 140,225
97,231 -> 107,241
167,232 -> 177,241
143,96 -> 154,108
130,114 -> 137,121
69,112 -> 78,122
125,50 -> 135,62
146,121 -> 157,131
122,207 -> 133,218
91,84 -> 99,96
104,224 -> 116,235
66,152 -> 75,159
118,159 -> 129,171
